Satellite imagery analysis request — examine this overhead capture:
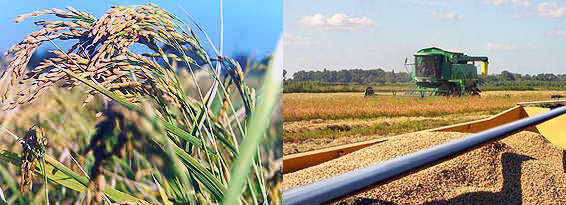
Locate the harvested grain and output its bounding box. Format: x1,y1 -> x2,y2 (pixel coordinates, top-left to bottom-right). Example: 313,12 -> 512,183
284,131 -> 566,204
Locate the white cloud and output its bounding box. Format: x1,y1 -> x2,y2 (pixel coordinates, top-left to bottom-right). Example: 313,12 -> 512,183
283,33 -> 313,47
536,2 -> 566,17
300,13 -> 376,31
301,14 -> 327,26
548,30 -> 566,36
487,42 -> 518,52
431,11 -> 461,20
490,0 -> 530,7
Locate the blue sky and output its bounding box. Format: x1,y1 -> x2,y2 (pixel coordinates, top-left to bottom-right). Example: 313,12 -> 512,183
284,0 -> 566,75
0,0 -> 281,59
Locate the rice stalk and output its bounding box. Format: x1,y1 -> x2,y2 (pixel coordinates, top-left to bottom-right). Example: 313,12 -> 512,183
0,3 -> 280,204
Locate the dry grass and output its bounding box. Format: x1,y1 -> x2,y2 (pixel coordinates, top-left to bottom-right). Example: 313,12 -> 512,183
283,91 -> 566,122
283,113 -> 490,134
283,113 -> 491,154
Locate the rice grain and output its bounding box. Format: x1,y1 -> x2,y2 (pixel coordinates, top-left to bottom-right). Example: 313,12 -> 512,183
284,131 -> 566,204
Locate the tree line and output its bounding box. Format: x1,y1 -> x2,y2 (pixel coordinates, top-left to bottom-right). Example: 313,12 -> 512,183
284,68 -> 566,85
286,68 -> 411,84
481,70 -> 566,82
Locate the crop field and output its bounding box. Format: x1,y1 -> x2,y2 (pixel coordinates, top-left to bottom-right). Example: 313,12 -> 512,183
283,91 -> 566,154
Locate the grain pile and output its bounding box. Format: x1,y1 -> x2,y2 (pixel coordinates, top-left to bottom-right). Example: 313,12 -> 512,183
284,131 -> 566,204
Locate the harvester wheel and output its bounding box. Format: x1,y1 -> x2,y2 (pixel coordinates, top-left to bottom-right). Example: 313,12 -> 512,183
364,87 -> 375,97
467,86 -> 482,96
444,84 -> 459,97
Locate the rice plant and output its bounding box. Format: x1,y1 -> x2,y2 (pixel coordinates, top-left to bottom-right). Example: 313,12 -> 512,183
282,92 -> 564,121
0,3 -> 281,205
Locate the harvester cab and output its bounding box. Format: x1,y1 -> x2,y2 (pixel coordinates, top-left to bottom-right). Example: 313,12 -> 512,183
408,47 -> 488,96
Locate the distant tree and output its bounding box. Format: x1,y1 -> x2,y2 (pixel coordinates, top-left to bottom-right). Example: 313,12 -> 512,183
385,70 -> 396,84
292,70 -> 307,81
337,70 -> 352,82
288,68 -> 419,84
289,64 -> 566,84
535,73 -> 557,81
512,73 -> 522,81
499,70 -> 515,81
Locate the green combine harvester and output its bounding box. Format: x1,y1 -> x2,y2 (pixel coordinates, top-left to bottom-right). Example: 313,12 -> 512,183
407,47 -> 489,96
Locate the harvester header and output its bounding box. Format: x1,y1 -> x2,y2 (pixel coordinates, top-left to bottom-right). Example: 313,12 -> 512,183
410,47 -> 488,96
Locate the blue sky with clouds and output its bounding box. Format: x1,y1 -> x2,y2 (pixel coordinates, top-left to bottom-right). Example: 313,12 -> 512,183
284,0 -> 566,75
0,0 -> 281,58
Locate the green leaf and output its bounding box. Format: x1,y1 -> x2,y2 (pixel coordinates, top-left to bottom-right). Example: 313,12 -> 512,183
0,150 -> 140,203
222,39 -> 283,204
153,176 -> 174,205
172,144 -> 226,201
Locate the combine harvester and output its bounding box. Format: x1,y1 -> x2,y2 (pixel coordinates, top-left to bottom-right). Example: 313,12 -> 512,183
408,47 -> 488,96
283,100 -> 566,204
366,47 -> 489,97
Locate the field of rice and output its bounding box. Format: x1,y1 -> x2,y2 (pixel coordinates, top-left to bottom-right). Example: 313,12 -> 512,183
283,91 -> 566,155
283,91 -> 566,122
284,131 -> 566,204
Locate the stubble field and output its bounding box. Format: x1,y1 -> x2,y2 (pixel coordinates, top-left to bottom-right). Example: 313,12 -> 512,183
283,91 -> 566,154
